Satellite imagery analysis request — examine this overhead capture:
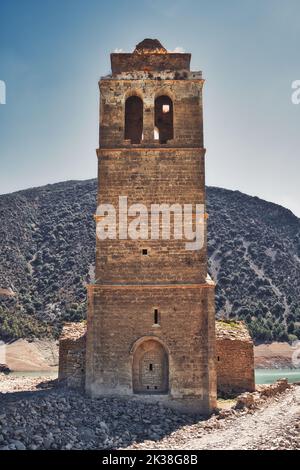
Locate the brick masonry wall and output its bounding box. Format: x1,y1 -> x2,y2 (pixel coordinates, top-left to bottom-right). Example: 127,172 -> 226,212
59,45 -> 256,411
99,79 -> 204,148
85,283 -> 217,413
59,321 -> 255,398
58,335 -> 86,389
95,148 -> 207,285
85,44 -> 217,414
111,53 -> 191,74
216,339 -> 255,394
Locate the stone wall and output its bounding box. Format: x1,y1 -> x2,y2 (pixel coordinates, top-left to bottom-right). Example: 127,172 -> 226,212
84,40 -> 218,415
59,319 -> 255,400
57,33 -> 257,408
95,148 -> 207,285
216,321 -> 255,395
111,53 -> 191,74
99,78 -> 204,148
85,281 -> 217,414
110,40 -> 191,75
58,322 -> 86,388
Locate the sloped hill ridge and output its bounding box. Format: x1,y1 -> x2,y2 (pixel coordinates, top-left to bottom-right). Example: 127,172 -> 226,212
0,180 -> 299,342
207,187 -> 300,341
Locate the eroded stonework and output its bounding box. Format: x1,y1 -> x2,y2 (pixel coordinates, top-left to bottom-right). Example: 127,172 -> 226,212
58,39 -> 251,414
216,321 -> 255,395
59,320 -> 255,399
85,39 -> 217,414
58,322 -> 86,388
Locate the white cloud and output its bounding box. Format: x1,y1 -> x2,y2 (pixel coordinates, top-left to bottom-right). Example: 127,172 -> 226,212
170,46 -> 185,53
0,80 -> 6,105
114,48 -> 123,53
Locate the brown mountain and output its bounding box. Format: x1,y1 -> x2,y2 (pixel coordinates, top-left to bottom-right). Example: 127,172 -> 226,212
0,179 -> 299,342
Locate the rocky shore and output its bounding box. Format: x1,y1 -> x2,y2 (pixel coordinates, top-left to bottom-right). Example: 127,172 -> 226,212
0,374 -> 299,450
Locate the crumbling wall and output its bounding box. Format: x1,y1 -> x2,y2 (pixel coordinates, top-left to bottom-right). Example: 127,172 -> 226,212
216,321 -> 255,396
58,323 -> 86,388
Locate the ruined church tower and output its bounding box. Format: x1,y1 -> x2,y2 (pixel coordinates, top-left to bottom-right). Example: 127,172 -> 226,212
85,39 -> 217,413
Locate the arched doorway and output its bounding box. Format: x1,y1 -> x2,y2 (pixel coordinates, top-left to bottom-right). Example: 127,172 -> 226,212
132,339 -> 169,394
124,95 -> 143,143
154,95 -> 173,143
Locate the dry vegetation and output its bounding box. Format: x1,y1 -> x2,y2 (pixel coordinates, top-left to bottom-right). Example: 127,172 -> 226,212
0,180 -> 299,342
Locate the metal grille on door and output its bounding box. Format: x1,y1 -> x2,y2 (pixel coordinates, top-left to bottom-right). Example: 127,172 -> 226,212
141,351 -> 164,392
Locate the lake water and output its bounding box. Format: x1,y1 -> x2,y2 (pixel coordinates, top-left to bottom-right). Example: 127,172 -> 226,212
255,369 -> 300,385
8,369 -> 300,385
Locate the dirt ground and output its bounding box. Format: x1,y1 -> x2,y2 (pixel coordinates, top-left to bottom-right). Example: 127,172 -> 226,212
3,339 -> 58,372
254,341 -> 296,368
0,374 -> 299,450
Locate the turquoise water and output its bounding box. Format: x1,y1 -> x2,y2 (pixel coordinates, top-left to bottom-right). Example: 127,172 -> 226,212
7,369 -> 300,385
255,369 -> 300,385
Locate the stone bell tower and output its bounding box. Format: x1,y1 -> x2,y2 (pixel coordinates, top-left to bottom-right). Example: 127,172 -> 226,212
85,39 -> 217,414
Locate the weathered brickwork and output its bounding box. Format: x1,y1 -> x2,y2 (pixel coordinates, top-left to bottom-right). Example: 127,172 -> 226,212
99,80 -> 204,148
59,320 -> 255,397
58,39 -> 252,414
58,323 -> 86,388
85,39 -> 217,414
85,282 -> 216,412
216,321 -> 255,395
110,52 -> 191,74
95,148 -> 207,285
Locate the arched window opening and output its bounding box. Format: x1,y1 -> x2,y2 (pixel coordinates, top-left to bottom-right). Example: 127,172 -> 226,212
154,308 -> 159,325
124,95 -> 143,144
155,95 -> 173,144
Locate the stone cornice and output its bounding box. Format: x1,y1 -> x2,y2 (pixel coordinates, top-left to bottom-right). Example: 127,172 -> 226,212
100,78 -> 204,83
86,282 -> 215,290
96,147 -> 206,157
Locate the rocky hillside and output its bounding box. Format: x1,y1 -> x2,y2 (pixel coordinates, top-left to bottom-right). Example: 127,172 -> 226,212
0,179 -> 299,342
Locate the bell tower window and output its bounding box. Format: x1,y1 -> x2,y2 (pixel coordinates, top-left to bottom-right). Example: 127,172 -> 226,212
155,95 -> 173,144
124,95 -> 143,143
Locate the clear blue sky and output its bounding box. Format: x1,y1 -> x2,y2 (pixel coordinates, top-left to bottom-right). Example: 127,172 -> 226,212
0,0 -> 299,215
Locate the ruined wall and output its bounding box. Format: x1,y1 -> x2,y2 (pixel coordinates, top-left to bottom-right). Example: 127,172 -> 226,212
111,52 -> 191,74
59,317 -> 255,399
216,322 -> 255,395
58,323 -> 86,389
